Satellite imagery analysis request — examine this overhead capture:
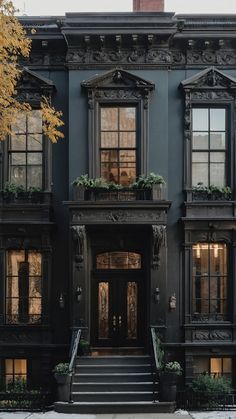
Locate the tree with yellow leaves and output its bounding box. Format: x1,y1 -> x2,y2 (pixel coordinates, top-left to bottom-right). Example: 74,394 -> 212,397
0,0 -> 64,143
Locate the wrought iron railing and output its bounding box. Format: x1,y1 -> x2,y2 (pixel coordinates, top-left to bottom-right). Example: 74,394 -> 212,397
177,390 -> 236,411
150,327 -> 162,402
69,328 -> 82,373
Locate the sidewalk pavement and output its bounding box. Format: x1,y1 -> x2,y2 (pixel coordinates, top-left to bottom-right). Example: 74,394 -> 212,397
0,410 -> 191,419
0,411 -> 236,419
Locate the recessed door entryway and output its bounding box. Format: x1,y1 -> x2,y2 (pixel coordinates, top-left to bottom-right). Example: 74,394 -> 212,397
91,251 -> 145,347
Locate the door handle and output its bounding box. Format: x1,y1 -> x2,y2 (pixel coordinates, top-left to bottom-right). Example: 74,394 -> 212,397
113,315 -> 117,331
118,315 -> 122,328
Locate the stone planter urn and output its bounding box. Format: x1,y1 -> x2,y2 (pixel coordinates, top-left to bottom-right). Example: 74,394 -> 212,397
54,372 -> 72,402
151,183 -> 166,200
73,185 -> 86,201
159,371 -> 179,402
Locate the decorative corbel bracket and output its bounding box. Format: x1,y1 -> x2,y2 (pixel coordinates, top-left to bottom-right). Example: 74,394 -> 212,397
71,225 -> 86,270
152,225 -> 166,270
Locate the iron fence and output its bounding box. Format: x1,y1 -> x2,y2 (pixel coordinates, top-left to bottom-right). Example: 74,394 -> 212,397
177,390 -> 236,411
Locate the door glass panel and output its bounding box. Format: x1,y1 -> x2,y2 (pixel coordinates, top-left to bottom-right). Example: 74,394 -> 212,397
98,282 -> 109,339
127,282 -> 137,339
96,252 -> 141,269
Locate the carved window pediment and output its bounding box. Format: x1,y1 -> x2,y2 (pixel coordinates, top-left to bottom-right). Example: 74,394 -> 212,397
181,67 -> 236,91
17,67 -> 55,104
81,68 -> 155,93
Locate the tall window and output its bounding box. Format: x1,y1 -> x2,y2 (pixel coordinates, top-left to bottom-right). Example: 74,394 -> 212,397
100,106 -> 137,186
6,250 -> 42,324
192,108 -> 226,187
9,110 -> 43,189
192,243 -> 227,318
5,359 -> 27,387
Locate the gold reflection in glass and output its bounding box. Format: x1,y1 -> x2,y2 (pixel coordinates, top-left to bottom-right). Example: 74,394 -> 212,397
5,359 -> 27,385
127,282 -> 137,339
6,251 -> 42,324
100,106 -> 136,185
192,243 -> 227,315
96,252 -> 141,270
98,282 -> 109,339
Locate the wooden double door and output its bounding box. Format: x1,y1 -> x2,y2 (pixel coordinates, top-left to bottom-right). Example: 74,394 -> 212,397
91,271 -> 145,347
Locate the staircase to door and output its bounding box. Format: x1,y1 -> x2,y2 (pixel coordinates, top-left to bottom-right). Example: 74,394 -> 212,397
54,354 -> 175,413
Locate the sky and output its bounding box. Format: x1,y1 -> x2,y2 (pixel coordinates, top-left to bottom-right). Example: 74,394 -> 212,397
12,0 -> 236,15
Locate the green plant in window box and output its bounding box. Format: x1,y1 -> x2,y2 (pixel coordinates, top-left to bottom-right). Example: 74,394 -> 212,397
193,183 -> 232,201
131,173 -> 166,200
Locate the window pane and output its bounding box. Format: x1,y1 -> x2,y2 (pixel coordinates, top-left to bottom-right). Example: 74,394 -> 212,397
14,359 -> 27,375
10,153 -> 26,165
7,251 -> 25,276
101,108 -> 118,131
192,152 -> 208,163
210,133 -> 225,150
210,152 -> 225,163
192,109 -> 208,131
210,109 -> 225,131
10,135 -> 26,151
119,167 -> 136,185
101,132 -> 118,148
98,282 -> 109,339
210,163 -> 225,186
11,113 -> 27,134
28,110 -> 42,133
28,252 -> 42,276
27,166 -> 42,189
119,150 -> 136,162
7,277 -> 19,298
192,133 -> 208,150
5,359 -> 13,375
210,244 -> 227,275
193,358 -> 209,375
96,252 -> 141,269
120,132 -> 136,148
223,358 -> 232,373
28,153 -> 42,165
28,135 -> 43,151
101,150 -> 118,162
192,163 -> 208,186
210,358 -> 222,375
101,163 -> 118,183
119,107 -> 136,131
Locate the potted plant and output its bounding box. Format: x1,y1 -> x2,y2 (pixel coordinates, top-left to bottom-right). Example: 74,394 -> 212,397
159,361 -> 182,402
192,182 -> 208,201
78,339 -> 91,356
28,186 -> 42,203
208,185 -> 232,201
53,362 -> 71,402
72,174 -> 93,200
131,173 -> 166,200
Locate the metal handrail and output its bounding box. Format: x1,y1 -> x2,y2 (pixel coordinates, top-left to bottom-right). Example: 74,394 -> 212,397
150,326 -> 160,372
69,328 -> 82,373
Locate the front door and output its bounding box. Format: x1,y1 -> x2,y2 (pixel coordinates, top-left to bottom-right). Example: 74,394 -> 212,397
91,251 -> 145,347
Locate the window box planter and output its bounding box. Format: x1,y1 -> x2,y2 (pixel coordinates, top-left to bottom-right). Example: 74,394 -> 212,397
73,185 -> 86,201
151,183 -> 166,200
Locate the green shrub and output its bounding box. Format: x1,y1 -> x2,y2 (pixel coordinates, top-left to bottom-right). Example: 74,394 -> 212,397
192,373 -> 231,394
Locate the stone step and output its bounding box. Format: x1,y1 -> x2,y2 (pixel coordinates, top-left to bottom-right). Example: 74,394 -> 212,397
75,364 -> 152,374
76,355 -> 151,365
73,372 -> 153,383
72,381 -> 155,392
71,391 -> 154,402
54,401 -> 176,414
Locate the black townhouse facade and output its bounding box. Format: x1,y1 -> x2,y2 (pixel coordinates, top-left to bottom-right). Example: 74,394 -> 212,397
1,7 -> 236,395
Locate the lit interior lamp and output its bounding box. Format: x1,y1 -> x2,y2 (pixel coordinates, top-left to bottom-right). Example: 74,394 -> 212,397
196,244 -> 201,259
76,286 -> 82,302
154,287 -> 160,303
214,244 -> 219,258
